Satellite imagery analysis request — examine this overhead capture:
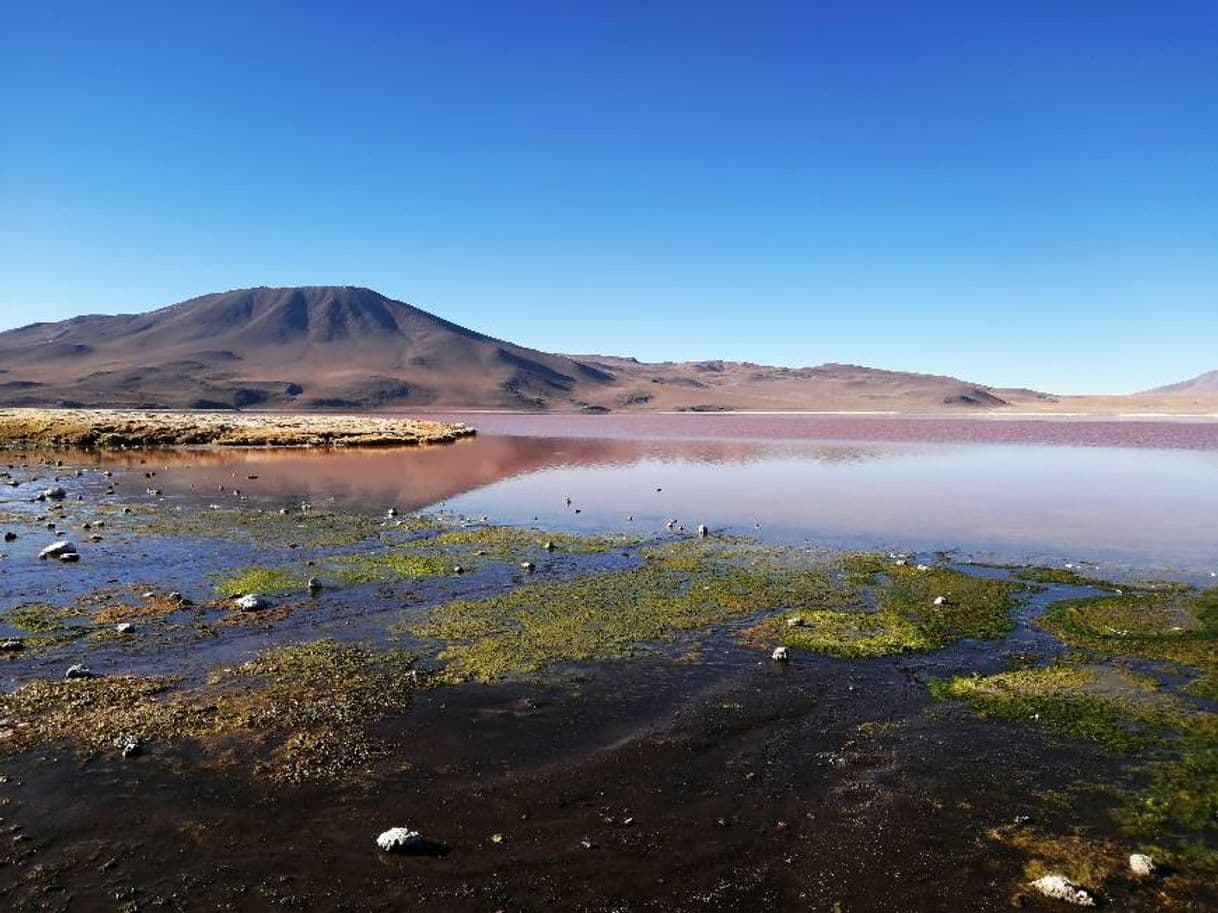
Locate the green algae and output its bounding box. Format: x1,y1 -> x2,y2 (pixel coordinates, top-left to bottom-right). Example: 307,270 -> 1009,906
328,550 -> 459,584
1040,586 -> 1218,712
929,664 -> 1174,753
215,566 -> 310,597
204,640 -> 424,784
432,524 -> 635,557
749,556 -> 1018,658
0,640 -> 426,786
407,549 -> 848,681
0,603 -> 77,633
932,660 -> 1218,871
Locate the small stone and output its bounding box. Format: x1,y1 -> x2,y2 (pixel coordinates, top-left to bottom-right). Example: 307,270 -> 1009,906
234,594 -> 269,611
1028,874 -> 1096,907
115,735 -> 141,758
1128,853 -> 1156,877
65,664 -> 93,680
38,540 -> 77,560
376,826 -> 424,853
771,646 -> 789,662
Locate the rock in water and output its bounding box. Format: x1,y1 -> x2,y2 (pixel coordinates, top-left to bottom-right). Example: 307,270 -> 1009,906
1129,853 -> 1156,877
376,827 -> 424,853
1029,874 -> 1096,906
234,594 -> 269,611
38,540 -> 78,560
771,646 -> 789,662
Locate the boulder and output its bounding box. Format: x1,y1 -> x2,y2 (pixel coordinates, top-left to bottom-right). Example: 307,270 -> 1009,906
38,540 -> 78,560
1028,874 -> 1096,907
376,826 -> 425,854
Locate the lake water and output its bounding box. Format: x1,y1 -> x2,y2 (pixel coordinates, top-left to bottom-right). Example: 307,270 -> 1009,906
130,414 -> 1218,577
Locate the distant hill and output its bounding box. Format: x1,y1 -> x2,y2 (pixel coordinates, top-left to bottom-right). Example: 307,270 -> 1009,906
1143,370 -> 1218,396
0,285 -> 1056,412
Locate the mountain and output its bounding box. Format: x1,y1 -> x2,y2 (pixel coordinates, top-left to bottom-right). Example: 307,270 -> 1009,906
1143,370 -> 1218,396
0,285 -> 1053,412
0,286 -> 613,410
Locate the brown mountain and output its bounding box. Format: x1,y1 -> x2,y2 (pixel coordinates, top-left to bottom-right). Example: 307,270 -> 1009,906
1143,370 -> 1218,396
0,285 -> 1054,412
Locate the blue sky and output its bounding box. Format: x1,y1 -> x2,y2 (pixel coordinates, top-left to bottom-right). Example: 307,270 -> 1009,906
1,1 -> 1215,394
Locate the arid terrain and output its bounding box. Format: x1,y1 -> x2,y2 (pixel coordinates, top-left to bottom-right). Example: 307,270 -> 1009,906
2,286 -> 1213,414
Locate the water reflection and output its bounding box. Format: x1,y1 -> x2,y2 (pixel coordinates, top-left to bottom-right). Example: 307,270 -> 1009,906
86,416 -> 1218,575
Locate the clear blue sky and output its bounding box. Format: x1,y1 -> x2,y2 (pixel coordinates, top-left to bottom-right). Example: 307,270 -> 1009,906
2,1 -> 1215,394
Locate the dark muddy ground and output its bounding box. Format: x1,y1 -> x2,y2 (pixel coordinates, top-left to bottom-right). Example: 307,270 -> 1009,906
0,450 -> 1214,912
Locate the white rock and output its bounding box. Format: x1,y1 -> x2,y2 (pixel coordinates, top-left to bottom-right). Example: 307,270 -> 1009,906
771,646 -> 789,662
234,594 -> 269,611
1029,874 -> 1096,906
38,540 -> 78,560
1129,853 -> 1156,877
376,826 -> 424,853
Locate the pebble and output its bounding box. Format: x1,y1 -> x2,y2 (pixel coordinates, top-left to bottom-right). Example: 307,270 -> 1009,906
1028,874 -> 1096,906
1129,853 -> 1156,877
376,826 -> 424,853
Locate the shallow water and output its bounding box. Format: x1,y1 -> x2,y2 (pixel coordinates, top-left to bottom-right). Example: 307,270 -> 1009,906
109,414 -> 1218,576
3,416 -> 1217,911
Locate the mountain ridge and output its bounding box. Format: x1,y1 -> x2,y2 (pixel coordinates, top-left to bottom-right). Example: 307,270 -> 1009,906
0,285 -> 1197,413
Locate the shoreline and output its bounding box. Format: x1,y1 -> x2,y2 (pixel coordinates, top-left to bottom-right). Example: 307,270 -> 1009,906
0,408 -> 475,449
